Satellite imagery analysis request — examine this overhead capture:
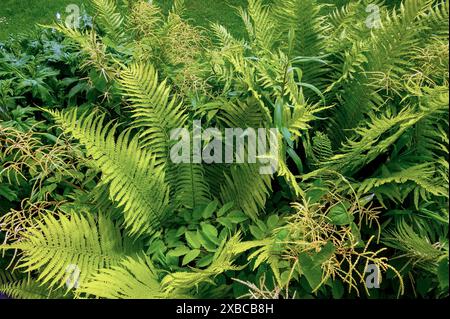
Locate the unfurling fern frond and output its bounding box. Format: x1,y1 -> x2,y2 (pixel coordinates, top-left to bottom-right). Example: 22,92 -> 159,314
1,213 -> 139,289
49,109 -> 170,236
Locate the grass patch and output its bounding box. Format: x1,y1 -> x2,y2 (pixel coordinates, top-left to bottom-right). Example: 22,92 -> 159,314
0,0 -> 247,40
0,0 -> 85,40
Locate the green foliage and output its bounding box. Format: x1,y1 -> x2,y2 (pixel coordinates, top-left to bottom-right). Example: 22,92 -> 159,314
2,212 -> 140,289
79,256 -> 168,299
0,0 -> 448,299
49,108 -> 170,236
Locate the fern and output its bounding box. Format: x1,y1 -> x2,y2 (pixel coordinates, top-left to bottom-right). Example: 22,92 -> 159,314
170,163 -> 211,209
79,255 -> 171,299
312,132 -> 333,163
383,219 -> 448,273
328,0 -> 437,144
240,0 -> 276,52
48,109 -> 170,236
273,0 -> 330,90
1,0 -> 448,299
357,162 -> 448,207
89,0 -> 126,45
0,278 -> 66,299
119,63 -> 187,164
327,106 -> 421,175
220,163 -> 272,220
1,213 -> 139,289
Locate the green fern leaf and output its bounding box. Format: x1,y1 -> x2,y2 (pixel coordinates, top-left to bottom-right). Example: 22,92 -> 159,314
1,213 -> 139,289
49,109 -> 170,236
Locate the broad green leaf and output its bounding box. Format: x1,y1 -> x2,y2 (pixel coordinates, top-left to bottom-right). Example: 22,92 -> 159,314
182,249 -> 201,265
169,246 -> 190,257
202,200 -> 219,219
298,252 -> 323,290
201,223 -> 219,245
198,230 -> 217,251
267,215 -> 279,229
217,202 -> 234,217
327,203 -> 354,226
227,211 -> 248,223
185,231 -> 201,249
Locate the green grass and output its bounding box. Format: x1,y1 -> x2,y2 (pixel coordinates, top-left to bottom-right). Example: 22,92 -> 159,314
0,0 -> 85,40
163,0 -> 247,38
0,0 -> 247,40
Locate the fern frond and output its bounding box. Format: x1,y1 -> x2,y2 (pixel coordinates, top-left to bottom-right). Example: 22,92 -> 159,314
1,213 -> 139,289
357,162 -> 448,206
0,278 -> 66,299
419,0 -> 449,42
119,63 -> 187,164
0,270 -> 16,286
170,163 -> 212,209
210,23 -> 245,49
328,106 -> 424,175
312,132 -> 333,163
220,163 -> 272,220
241,0 -> 276,52
197,97 -> 266,129
328,0 -> 435,143
78,255 -> 175,299
273,0 -> 329,89
48,109 -> 170,236
383,219 -> 447,273
90,0 -> 126,45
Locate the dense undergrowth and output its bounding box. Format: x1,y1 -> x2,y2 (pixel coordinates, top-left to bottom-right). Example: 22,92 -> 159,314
0,0 -> 448,299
